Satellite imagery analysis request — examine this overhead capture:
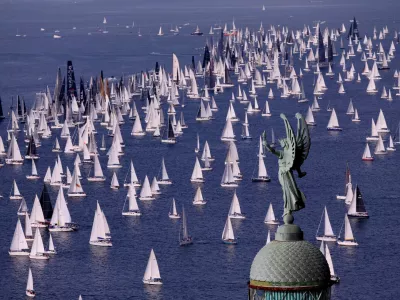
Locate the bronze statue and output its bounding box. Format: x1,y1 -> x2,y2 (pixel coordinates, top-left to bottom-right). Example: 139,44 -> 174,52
262,113 -> 311,220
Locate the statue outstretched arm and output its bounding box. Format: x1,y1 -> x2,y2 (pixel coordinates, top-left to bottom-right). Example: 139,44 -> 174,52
262,130 -> 282,158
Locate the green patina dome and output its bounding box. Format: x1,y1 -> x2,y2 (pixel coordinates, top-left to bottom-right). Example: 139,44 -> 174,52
250,240 -> 330,289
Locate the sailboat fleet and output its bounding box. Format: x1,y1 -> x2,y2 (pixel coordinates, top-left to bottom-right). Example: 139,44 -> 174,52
1,15 -> 396,296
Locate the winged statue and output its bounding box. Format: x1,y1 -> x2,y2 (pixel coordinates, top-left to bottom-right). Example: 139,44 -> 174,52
262,113 -> 311,219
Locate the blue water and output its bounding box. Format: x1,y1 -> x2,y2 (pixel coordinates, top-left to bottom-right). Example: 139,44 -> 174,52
1,0 -> 400,299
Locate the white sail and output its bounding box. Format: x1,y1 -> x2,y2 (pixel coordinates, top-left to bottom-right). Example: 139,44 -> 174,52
344,215 -> 355,240
93,155 -> 104,177
228,191 -> 244,217
190,157 -> 204,182
30,195 -> 45,226
264,203 -> 278,223
111,172 -> 119,188
10,219 -> 29,252
30,228 -> 47,258
324,207 -> 335,236
140,176 -> 154,200
50,187 -> 71,227
222,216 -> 235,240
327,108 -> 340,128
221,118 -> 235,140
258,156 -> 268,177
193,186 -> 206,205
362,143 -> 373,160
305,106 -> 315,125
26,268 -> 34,293
143,249 -> 162,283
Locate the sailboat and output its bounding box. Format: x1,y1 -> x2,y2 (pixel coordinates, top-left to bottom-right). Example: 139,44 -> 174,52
374,135 -> 387,155
362,143 -> 374,161
47,234 -> 56,254
179,206 -> 193,246
222,216 -> 237,244
26,268 -> 35,297
6,134 -> 24,165
228,190 -> 245,219
348,185 -> 369,218
27,159 -> 40,180
261,100 -> 272,117
366,119 -> 379,141
320,241 -> 340,283
10,180 -> 23,199
49,187 -> 78,231
337,215 -> 358,246
29,228 -> 49,260
190,157 -> 204,183
157,26 -> 164,36
89,201 -> 112,246
195,134 -> 200,153
336,163 -> 351,200
9,219 -> 30,256
316,207 -> 337,241
168,198 -> 181,219
387,135 -> 396,151
139,176 -> 155,200
52,138 -> 62,152
221,163 -> 238,187
143,249 -> 162,285
264,203 -> 279,224
18,198 -> 29,216
68,165 -> 86,197
161,117 -> 176,144
123,160 -> 141,187
110,172 -> 120,189
221,118 -> 236,141
26,136 -> 39,159
100,135 -> 106,151
30,194 -> 47,228
241,113 -> 252,139
327,108 -> 342,131
122,184 -> 141,216
251,155 -> 270,182
305,106 -> 316,126
193,186 -> 206,205
352,109 -> 360,123
87,155 -> 106,181
157,158 -> 172,184
151,177 -> 161,195
102,17 -> 108,34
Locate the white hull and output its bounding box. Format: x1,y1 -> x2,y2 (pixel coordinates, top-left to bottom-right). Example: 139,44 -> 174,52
68,192 -> 86,197
229,214 -> 246,219
26,175 -> 40,180
31,222 -> 48,228
90,240 -> 112,247
193,201 -> 207,206
336,195 -> 346,200
157,180 -> 172,185
132,132 -> 146,136
6,159 -> 24,165
264,220 -> 279,225
337,240 -> 358,246
107,164 -> 122,169
29,254 -> 49,260
139,196 -> 155,201
168,214 -> 181,219
366,137 -> 379,141
161,139 -> 176,144
143,279 -> 162,285
9,251 -> 30,256
316,236 -> 337,242
122,211 -> 141,216
190,178 -> 205,183
10,196 -> 23,200
221,183 -> 238,187
124,183 -> 141,187
26,290 -> 35,297
88,177 -> 106,182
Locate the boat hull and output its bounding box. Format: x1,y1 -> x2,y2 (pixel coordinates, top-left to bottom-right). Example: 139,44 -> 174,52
26,175 -> 40,180
362,157 -> 374,161
336,195 -> 346,200
316,236 -> 337,242
168,214 -> 181,219
29,254 -> 49,260
139,196 -> 155,201
26,290 -> 35,297
157,180 -> 172,185
87,177 -> 106,182
143,279 -> 163,285
264,220 -> 280,225
252,177 -> 271,182
67,192 -> 87,197
122,211 -> 141,216
90,240 -> 112,247
348,213 -> 369,218
190,179 -> 205,183
337,240 -> 358,246
327,127 -> 342,131
223,239 -> 237,245
9,251 -> 30,256
193,201 -> 207,206
10,196 -> 23,200
229,214 -> 246,219
221,183 -> 238,187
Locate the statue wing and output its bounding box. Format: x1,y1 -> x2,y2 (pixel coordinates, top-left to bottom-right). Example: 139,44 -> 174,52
293,113 -> 311,169
280,113 -> 296,173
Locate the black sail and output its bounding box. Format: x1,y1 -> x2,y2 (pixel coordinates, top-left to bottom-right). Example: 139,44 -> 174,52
67,60 -> 77,100
39,185 -> 53,220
